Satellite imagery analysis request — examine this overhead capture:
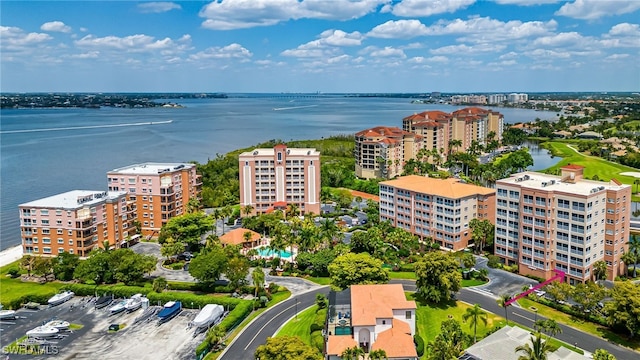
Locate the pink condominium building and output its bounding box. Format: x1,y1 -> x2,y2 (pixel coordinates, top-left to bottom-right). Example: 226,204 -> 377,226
19,190 -> 135,257
239,144 -> 321,216
495,165 -> 631,283
107,163 -> 201,238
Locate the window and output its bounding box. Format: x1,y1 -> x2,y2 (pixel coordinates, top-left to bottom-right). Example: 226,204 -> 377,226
277,152 -> 282,161
406,311 -> 412,319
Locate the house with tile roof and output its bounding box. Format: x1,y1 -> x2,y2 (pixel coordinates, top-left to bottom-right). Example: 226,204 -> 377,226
325,284 -> 418,360
219,228 -> 262,249
354,126 -> 423,180
379,175 -> 496,251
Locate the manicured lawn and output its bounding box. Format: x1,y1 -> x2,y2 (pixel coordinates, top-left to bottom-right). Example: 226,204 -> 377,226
0,277 -> 65,309
517,297 -> 640,350
307,277 -> 332,285
388,271 -> 416,280
461,278 -> 487,287
276,304 -> 319,345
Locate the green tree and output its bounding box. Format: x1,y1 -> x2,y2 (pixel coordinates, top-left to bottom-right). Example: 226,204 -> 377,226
415,252 -> 461,303
605,281 -> 640,337
252,267 -> 266,298
53,252 -> 81,281
158,212 -> 213,249
328,252 -> 389,290
543,319 -> 562,338
364,199 -> 380,225
572,282 -> 607,315
502,127 -> 527,146
427,319 -> 469,360
111,249 -> 156,284
621,251 -> 637,277
514,332 -> 552,360
20,255 -> 36,277
497,294 -> 512,325
627,234 -> 640,277
368,349 -> 388,360
254,336 -> 322,360
160,238 -> 185,259
32,256 -> 53,277
315,293 -> 327,310
153,277 -> 167,292
469,218 -> 494,254
593,349 -> 617,360
242,204 -> 254,217
593,260 -> 608,281
544,282 -> 572,303
463,304 -> 488,343
188,246 -> 228,286
226,256 -> 250,290
341,346 -> 364,360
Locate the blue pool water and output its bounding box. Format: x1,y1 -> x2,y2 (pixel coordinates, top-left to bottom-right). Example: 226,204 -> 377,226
257,247 -> 292,258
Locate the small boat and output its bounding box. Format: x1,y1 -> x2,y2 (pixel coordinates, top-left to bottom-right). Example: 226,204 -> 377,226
109,300 -> 127,314
95,295 -> 113,309
26,326 -> 59,338
45,320 -> 70,330
192,304 -> 224,329
0,309 -> 16,320
48,291 -> 74,306
124,294 -> 144,312
157,301 -> 181,323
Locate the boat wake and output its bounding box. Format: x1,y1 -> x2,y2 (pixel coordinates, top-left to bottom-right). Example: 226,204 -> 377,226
272,105 -> 318,111
0,120 -> 173,134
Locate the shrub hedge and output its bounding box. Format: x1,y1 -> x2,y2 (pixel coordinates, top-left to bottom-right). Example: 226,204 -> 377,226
414,334 -> 424,357
5,293 -> 54,310
310,330 -> 324,353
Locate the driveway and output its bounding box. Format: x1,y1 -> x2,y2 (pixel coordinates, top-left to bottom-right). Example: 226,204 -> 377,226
474,256 -> 537,298
130,242 -> 195,282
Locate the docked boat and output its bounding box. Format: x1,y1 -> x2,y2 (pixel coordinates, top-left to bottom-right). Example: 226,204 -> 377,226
157,301 -> 181,323
26,326 -> 59,338
109,300 -> 127,314
0,309 -> 16,320
45,320 -> 70,330
124,294 -> 144,312
48,291 -> 74,306
192,304 -> 224,329
95,295 -> 113,309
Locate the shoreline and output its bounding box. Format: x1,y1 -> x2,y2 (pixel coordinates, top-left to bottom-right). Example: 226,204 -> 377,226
0,245 -> 23,267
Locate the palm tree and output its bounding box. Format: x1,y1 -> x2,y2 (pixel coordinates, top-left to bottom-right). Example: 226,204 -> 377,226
243,231 -> 254,248
286,203 -> 300,219
515,332 -> 552,360
369,349 -> 388,360
252,267 -> 265,298
462,304 -> 488,343
242,204 -> 254,217
533,319 -> 547,334
497,294 -> 512,325
544,319 -> 562,338
341,346 -> 364,360
627,234 -> 640,277
634,179 -> 640,194
621,251 -> 636,277
592,260 -> 607,281
221,206 -> 233,234
205,234 -> 220,249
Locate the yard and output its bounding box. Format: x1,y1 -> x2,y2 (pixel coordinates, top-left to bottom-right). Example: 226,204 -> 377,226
275,304 -> 319,345
0,260 -> 65,308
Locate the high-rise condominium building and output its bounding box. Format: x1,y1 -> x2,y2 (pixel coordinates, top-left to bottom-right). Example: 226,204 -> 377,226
107,163 -> 201,238
19,190 -> 136,257
355,127 -> 423,180
495,165 -> 630,283
239,144 -> 321,216
379,175 -> 496,251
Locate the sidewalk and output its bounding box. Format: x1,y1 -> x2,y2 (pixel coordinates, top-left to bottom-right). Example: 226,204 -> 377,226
0,245 -> 23,267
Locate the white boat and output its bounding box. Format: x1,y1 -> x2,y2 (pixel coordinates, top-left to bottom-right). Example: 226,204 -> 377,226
45,320 -> 70,330
26,326 -> 59,338
124,294 -> 144,312
109,300 -> 127,314
192,304 -> 224,329
0,309 -> 16,320
48,291 -> 74,306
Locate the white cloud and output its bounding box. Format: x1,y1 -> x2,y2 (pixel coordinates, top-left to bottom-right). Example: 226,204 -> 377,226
1,26 -> 52,50
369,46 -> 406,58
199,0 -> 387,30
75,34 -> 192,54
525,48 -> 571,58
555,0 -> 640,20
280,29 -> 361,57
368,20 -> 428,38
384,0 -> 475,17
281,48 -> 328,57
69,51 -> 100,59
80,27 -> 88,32
40,21 -> 72,33
532,32 -> 587,47
430,43 -> 505,55
605,53 -> 630,61
494,0 -> 560,5
499,51 -> 518,59
607,23 -> 640,37
600,23 -> 640,48
189,43 -> 253,60
137,2 -> 182,13
319,29 -> 364,46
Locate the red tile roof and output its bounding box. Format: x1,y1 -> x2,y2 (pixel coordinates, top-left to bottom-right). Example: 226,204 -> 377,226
326,336 -> 357,356
351,284 -> 416,327
219,228 -> 261,246
355,126 -> 415,138
371,319 -> 418,359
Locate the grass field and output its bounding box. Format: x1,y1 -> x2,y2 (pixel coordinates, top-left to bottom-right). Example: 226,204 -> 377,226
517,297 -> 640,350
0,260 -> 65,308
275,304 -> 319,345
306,277 -> 332,285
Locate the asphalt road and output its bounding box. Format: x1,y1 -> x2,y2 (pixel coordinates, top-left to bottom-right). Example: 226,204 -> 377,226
389,280 -> 638,360
219,286 -> 330,360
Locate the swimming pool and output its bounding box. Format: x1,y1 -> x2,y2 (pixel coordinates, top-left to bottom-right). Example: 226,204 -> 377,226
256,247 -> 292,258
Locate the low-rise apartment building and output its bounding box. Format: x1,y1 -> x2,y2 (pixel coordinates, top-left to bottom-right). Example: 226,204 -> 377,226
379,175 -> 496,251
19,190 -> 136,257
107,162 -> 201,238
325,284 -> 418,360
355,126 -> 423,180
495,165 -> 630,283
239,144 -> 321,215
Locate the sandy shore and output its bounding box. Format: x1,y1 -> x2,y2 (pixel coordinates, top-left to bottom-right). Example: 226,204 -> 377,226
0,245 -> 23,267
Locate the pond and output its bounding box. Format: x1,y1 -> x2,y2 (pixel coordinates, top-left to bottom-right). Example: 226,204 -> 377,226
525,140 -> 560,171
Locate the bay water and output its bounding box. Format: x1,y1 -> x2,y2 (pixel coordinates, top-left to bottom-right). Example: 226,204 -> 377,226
0,95 -> 558,250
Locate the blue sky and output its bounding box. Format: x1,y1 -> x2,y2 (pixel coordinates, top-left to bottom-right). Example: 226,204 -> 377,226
1,0 -> 639,93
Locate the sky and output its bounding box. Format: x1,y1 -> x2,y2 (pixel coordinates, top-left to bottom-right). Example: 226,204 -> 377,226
1,0 -> 639,93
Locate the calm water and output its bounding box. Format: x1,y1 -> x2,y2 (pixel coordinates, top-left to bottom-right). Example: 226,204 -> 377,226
0,96 -> 559,250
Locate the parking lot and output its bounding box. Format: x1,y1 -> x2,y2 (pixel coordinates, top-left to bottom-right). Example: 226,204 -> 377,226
1,296 -> 203,359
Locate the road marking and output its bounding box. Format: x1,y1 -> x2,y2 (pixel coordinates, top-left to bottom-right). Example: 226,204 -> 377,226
512,312 -> 535,322
244,302 -> 298,351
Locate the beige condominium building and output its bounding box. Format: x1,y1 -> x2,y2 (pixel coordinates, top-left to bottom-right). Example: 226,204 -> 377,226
19,190 -> 136,257
107,163 -> 201,238
355,126 -> 423,180
239,144 -> 321,216
379,175 -> 496,251
495,165 -> 631,283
